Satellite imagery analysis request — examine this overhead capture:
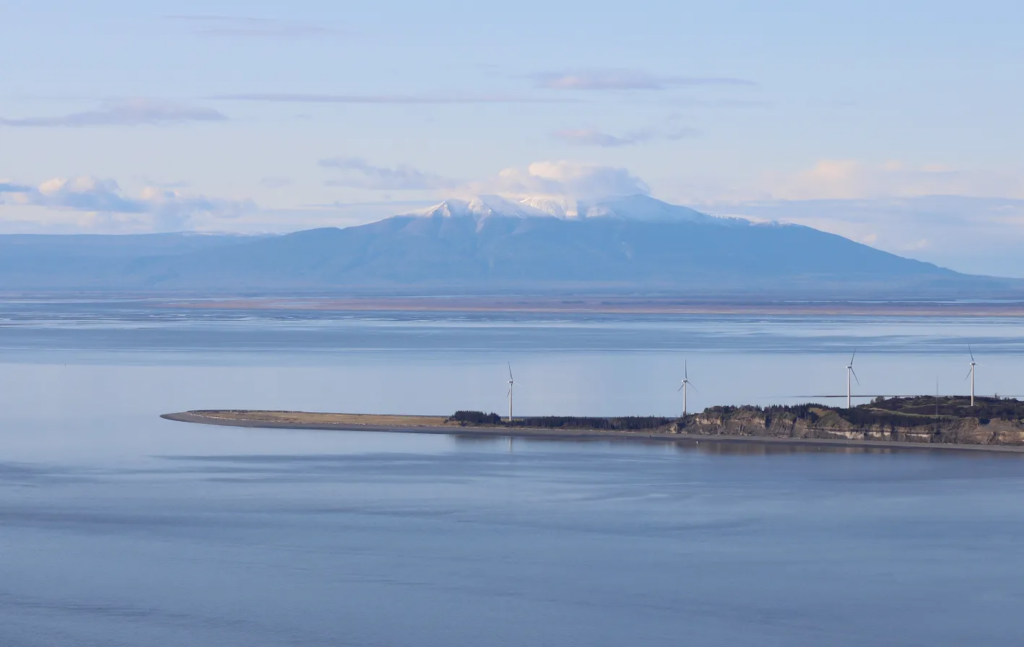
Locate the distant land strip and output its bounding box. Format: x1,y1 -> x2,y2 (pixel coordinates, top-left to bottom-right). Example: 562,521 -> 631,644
161,409 -> 1024,454
161,297 -> 1024,317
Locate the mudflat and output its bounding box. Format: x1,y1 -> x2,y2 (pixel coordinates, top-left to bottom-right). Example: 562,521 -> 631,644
162,296 -> 1024,317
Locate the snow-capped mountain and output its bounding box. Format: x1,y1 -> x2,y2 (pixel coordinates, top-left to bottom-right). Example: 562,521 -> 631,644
0,195 -> 1007,298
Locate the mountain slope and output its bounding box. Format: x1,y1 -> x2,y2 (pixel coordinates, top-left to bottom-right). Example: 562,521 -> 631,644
0,196 -> 1011,296
0,232 -> 262,289
122,209 -> 959,292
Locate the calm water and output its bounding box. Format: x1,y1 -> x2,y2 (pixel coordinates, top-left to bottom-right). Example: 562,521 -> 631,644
2,299 -> 1023,646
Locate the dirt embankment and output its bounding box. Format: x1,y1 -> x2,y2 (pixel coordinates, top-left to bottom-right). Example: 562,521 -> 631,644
183,410 -> 453,428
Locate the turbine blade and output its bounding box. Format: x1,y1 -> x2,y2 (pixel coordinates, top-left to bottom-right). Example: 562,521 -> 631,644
969,344 -> 975,363
508,362 -> 513,380
851,368 -> 861,386
685,360 -> 688,380
850,348 -> 858,366
689,382 -> 700,394
677,384 -> 684,392
965,367 -> 974,381
507,388 -> 511,398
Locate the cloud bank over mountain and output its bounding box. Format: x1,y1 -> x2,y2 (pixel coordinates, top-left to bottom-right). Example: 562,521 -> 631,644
0,177 -> 253,231
314,158 -> 653,204
472,161 -> 651,202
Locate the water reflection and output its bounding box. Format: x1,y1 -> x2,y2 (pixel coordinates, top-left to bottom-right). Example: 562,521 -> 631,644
452,433 -> 1024,457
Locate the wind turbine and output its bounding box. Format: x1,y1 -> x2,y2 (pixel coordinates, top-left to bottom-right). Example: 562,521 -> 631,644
966,345 -> 977,407
846,349 -> 860,409
506,363 -> 515,422
678,360 -> 698,417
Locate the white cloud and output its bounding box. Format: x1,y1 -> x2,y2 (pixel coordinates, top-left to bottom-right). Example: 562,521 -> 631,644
316,157 -> 652,205
766,159 -> 1024,200
534,69 -> 754,91
316,158 -> 649,202
0,177 -> 253,231
551,126 -> 696,148
0,99 -> 226,128
213,92 -> 576,104
473,161 -> 650,201
319,157 -> 459,191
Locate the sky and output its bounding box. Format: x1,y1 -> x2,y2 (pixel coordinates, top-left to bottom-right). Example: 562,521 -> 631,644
2,0 -> 1024,275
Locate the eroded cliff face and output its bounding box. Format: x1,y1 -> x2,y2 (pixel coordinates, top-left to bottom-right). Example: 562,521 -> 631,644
670,408 -> 1024,446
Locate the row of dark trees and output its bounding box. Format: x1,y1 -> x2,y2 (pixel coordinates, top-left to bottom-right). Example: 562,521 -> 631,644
450,410 -> 503,425
448,410 -> 673,430
707,398 -> 1024,428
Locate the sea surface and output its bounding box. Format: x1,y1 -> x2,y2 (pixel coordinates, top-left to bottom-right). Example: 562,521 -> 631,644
2,298 -> 1023,646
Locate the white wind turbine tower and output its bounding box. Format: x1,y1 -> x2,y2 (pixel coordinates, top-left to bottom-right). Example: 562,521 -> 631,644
506,363 -> 515,422
678,360 -> 698,417
966,345 -> 977,407
846,350 -> 860,409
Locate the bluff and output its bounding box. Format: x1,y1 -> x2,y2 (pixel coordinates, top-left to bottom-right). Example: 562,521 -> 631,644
675,397 -> 1024,446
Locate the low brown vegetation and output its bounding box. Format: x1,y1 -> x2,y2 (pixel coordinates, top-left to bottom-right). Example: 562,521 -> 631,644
196,410 -> 452,428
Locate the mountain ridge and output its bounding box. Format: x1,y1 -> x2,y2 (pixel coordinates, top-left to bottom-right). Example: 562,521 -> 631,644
0,195 -> 1016,297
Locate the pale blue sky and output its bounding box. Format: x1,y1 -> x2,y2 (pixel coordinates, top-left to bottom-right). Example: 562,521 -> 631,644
2,0 -> 1023,274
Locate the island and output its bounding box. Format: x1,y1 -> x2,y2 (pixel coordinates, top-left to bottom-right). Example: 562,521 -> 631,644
162,396 -> 1024,452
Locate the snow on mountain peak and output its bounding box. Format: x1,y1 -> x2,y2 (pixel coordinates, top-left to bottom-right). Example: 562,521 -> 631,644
518,195 -> 580,217
410,195 -> 550,220
407,194 -> 746,226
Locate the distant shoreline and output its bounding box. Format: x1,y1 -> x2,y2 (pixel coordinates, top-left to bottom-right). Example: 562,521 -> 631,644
159,296 -> 1024,317
161,411 -> 1024,454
